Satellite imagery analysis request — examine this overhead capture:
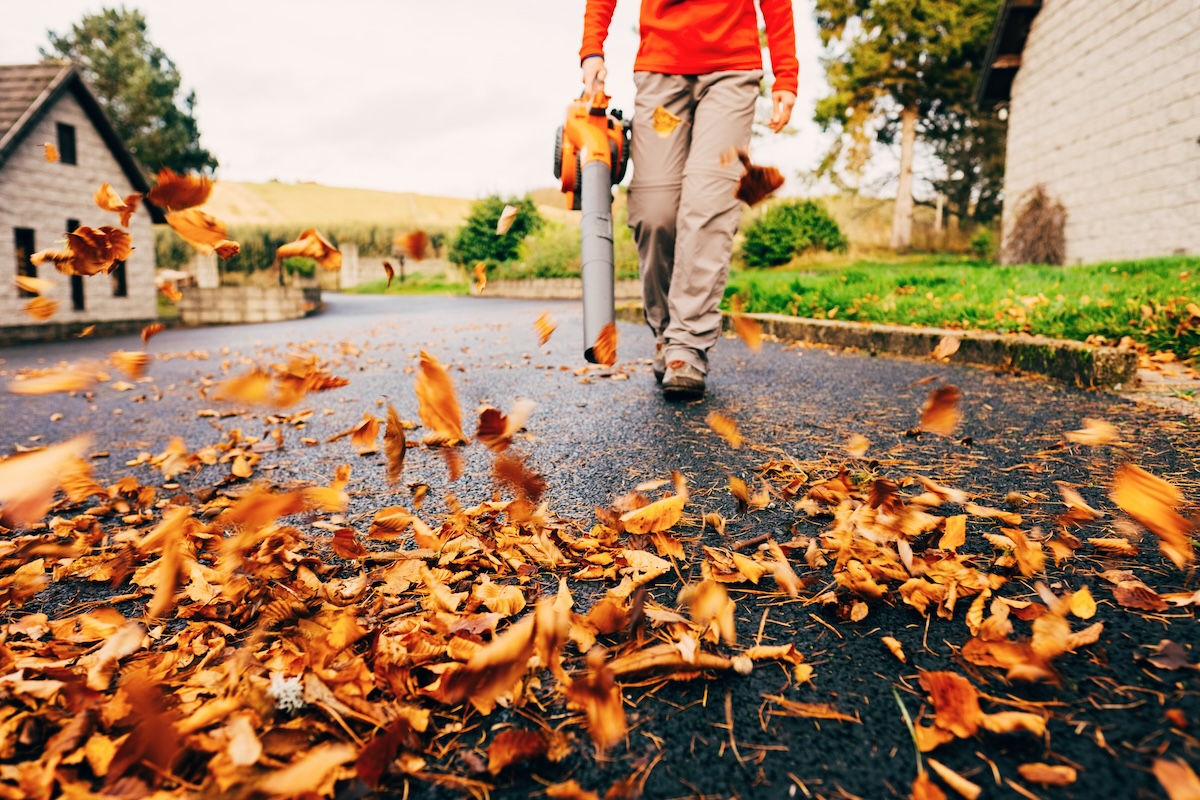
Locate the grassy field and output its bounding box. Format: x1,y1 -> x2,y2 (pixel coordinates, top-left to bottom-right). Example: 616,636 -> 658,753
724,255 -> 1200,359
347,272 -> 468,296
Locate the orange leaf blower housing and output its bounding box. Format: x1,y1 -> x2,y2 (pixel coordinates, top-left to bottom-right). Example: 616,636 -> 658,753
554,93 -> 630,210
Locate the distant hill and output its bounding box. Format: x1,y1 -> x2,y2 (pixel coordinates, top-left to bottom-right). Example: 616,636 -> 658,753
204,181 -> 577,230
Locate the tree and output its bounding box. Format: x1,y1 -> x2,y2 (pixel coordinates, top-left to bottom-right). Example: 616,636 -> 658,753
813,0 -> 1001,250
924,110 -> 1006,225
448,195 -> 543,265
42,7 -> 218,175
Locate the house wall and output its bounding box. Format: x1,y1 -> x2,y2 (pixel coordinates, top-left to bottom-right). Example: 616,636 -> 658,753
0,90 -> 156,326
1003,0 -> 1200,264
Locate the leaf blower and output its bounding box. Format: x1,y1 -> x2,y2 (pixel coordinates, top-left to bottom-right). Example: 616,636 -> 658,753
553,92 -> 631,363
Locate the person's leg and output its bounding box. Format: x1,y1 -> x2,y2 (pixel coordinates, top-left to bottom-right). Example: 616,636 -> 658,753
663,70 -> 762,376
627,72 -> 693,375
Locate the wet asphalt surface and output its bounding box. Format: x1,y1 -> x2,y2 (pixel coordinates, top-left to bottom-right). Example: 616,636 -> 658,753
1,293 -> 1198,800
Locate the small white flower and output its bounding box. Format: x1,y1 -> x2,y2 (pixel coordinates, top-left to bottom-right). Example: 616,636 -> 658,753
268,672 -> 306,713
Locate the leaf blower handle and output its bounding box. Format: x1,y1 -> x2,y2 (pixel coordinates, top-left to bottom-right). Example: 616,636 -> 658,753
580,159 -> 615,364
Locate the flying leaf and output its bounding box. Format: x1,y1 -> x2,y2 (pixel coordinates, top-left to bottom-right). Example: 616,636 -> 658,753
401,230 -> 428,261
931,335 -> 961,360
477,399 -> 537,452
15,275 -> 55,295
110,350 -> 150,380
706,412 -> 743,449
1066,417 -> 1120,446
145,167 -> 212,211
214,239 -> 240,259
39,225 -> 133,276
415,350 -> 465,444
566,647 -> 627,751
473,261 -> 488,293
8,366 -> 97,395
487,728 -> 548,774
159,281 -> 183,302
728,149 -> 784,206
496,204 -> 518,235
276,228 -> 342,270
493,452 -> 547,502
920,385 -> 962,436
534,312 -> 557,346
383,260 -> 395,288
77,324 -> 95,338
93,183 -> 142,227
1068,586 -> 1096,619
1111,464 -> 1194,569
256,742 -> 357,797
141,322 -> 166,346
44,143 -> 58,162
729,295 -> 763,351
592,322 -> 618,367
845,433 -> 870,458
22,296 -> 58,321
651,105 -> 681,138
384,404 -> 407,485
0,435 -> 92,527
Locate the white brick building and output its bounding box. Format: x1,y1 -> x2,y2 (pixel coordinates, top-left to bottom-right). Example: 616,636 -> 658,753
0,63 -> 163,337
978,0 -> 1200,264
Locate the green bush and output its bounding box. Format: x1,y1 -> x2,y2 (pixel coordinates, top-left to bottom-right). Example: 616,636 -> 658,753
448,195 -> 543,265
154,226 -> 192,271
740,199 -> 848,267
282,257 -> 316,278
511,222 -> 580,278
969,228 -> 996,261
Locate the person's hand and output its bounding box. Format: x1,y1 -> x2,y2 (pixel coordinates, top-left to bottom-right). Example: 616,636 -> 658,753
768,90 -> 796,133
582,56 -> 607,99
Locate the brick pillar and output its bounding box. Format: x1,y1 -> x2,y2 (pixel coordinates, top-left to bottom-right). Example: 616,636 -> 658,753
339,242 -> 360,289
190,252 -> 220,289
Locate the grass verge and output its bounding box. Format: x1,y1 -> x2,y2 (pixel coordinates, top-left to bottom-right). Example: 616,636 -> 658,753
348,273 -> 468,296
724,256 -> 1200,360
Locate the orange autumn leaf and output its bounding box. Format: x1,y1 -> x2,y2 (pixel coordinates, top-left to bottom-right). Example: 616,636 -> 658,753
920,385 -> 962,436
882,636 -> 906,663
332,528 -> 368,560
166,209 -> 228,253
256,742 -> 357,797
145,167 -> 212,211
93,183 -> 142,227
496,204 -> 518,235
726,148 -> 784,206
566,647 -> 627,752
76,324 -> 95,338
0,435 -> 92,527
384,404 -> 407,485
487,728 -> 548,774
142,506 -> 191,620
477,399 -> 537,452
15,275 -> 55,295
911,772 -> 948,800
534,312 -> 558,346
620,474 -> 687,534
1017,763 -> 1077,786
729,295 -> 763,352
919,671 -> 984,738
141,323 -> 166,346
110,350 -> 150,380
351,413 -> 381,455
22,296 -> 58,321
1111,464 -> 1194,569
651,105 -> 681,138
931,335 -> 961,360
473,261 -> 488,293
8,366 -> 97,395
43,225 -> 133,276
214,239 -> 240,259
926,758 -> 982,800
941,515 -> 967,550
44,143 -> 58,162
383,260 -> 395,288
1065,417 -> 1120,446
276,228 -> 342,271
493,451 -> 547,502
159,281 -> 183,302
845,433 -> 871,458
1154,758 -> 1200,800
592,322 -> 618,367
415,350 -> 465,444
706,411 -> 743,449
401,230 -> 428,261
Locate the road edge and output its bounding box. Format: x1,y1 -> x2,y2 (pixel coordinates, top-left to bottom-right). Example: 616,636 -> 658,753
615,304 -> 1138,389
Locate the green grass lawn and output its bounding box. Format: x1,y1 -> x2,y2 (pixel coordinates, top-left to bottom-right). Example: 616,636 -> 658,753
724,255 -> 1200,360
348,272 -> 468,296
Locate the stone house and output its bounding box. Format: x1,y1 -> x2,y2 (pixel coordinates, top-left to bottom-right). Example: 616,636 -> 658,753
0,62 -> 163,339
978,0 -> 1200,264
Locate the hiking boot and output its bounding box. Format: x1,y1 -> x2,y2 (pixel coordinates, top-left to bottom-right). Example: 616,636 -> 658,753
653,343 -> 666,383
662,360 -> 705,401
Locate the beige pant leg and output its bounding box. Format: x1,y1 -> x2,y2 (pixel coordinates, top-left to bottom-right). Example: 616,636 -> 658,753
664,70 -> 761,373
627,72 -> 693,343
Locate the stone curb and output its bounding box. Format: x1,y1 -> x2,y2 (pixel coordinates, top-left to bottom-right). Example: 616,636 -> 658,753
615,304 -> 1138,389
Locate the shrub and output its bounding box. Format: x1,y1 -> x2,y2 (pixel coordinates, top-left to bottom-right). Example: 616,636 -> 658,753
448,195 -> 543,265
740,199 -> 848,268
154,226 -> 192,271
513,222 -> 581,278
969,228 -> 996,261
282,257 -> 316,278
1002,184 -> 1066,265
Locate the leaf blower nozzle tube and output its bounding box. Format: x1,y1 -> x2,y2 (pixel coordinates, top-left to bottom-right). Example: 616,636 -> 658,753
580,160 -> 615,364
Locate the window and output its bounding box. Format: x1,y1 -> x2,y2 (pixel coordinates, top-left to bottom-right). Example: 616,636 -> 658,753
67,219 -> 84,310
111,260 -> 127,297
56,123 -> 76,165
14,228 -> 36,297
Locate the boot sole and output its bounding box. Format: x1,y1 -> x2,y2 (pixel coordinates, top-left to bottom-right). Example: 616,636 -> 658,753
662,379 -> 705,401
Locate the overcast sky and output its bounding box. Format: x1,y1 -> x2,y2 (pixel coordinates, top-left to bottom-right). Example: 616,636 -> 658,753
2,1 -> 840,199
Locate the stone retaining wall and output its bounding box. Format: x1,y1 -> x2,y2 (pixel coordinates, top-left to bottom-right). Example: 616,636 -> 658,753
476,278 -> 641,301
178,286 -> 322,326
0,318 -> 158,347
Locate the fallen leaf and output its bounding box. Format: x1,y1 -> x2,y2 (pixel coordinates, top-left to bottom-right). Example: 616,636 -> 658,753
384,404 -> 407,484
940,515 -> 967,550
926,758 -> 981,800
487,728 -> 548,774
256,742 -> 356,797
706,412 -> 743,449
592,322 -> 618,367
1154,759 -> 1200,800
1018,763 -> 1077,786
534,312 -> 558,345
1068,585 -> 1096,619
145,167 -> 212,211
651,105 -> 681,138
1141,640 -> 1194,671
620,475 -> 687,534
214,239 -> 240,259
415,350 -> 466,444
496,204 -> 518,235
546,780 -> 601,800
882,636 -> 906,663
23,296 -> 58,321
920,385 -> 962,436
350,412 -> 381,455
931,335 -> 961,360
912,772 -> 948,800
1111,579 -> 1168,611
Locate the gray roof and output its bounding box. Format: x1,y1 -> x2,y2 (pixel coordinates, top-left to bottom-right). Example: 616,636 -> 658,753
0,62 -> 164,222
976,0 -> 1044,110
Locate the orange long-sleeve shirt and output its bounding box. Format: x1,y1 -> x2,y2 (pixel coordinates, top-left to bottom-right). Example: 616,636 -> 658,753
580,0 -> 799,96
